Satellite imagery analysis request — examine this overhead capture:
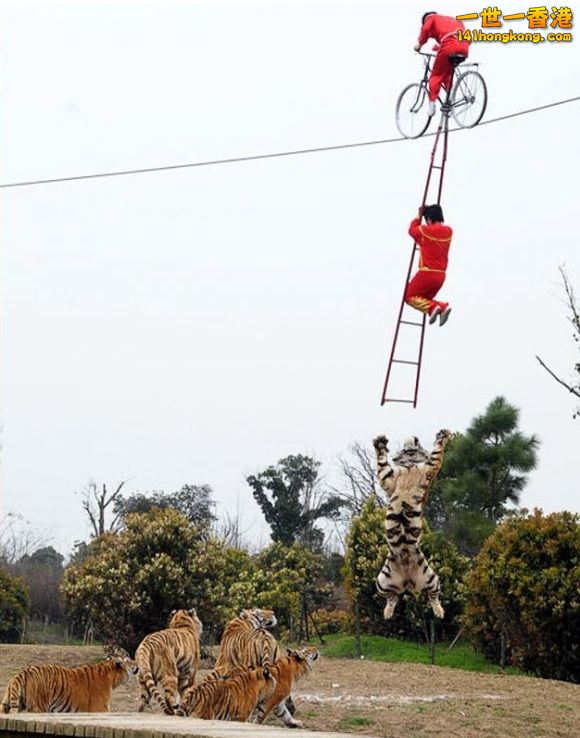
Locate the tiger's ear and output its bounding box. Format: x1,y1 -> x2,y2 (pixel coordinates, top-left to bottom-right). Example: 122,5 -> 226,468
169,609 -> 177,617
188,608 -> 196,616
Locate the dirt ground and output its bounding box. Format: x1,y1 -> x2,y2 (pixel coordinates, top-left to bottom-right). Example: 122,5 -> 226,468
1,644 -> 579,737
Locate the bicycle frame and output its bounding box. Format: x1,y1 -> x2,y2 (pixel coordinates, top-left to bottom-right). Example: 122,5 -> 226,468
416,51 -> 480,111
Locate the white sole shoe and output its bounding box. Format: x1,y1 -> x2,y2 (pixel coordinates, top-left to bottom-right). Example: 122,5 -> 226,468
439,306 -> 452,326
428,101 -> 436,117
429,307 -> 441,324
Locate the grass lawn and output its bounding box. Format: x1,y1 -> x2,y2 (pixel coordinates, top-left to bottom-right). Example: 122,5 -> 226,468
320,633 -> 521,674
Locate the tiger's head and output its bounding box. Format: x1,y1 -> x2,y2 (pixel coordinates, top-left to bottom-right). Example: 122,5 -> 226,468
103,646 -> 139,678
169,608 -> 203,634
287,645 -> 320,672
239,608 -> 277,630
392,436 -> 429,468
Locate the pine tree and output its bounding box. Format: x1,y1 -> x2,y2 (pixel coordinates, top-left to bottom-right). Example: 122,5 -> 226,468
428,397 -> 539,554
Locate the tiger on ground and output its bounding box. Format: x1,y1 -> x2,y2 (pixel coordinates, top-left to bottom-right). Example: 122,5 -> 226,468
177,665 -> 276,721
374,428 -> 453,620
213,608 -> 299,725
252,646 -> 320,728
214,608 -> 279,673
135,607 -> 202,715
1,649 -> 137,713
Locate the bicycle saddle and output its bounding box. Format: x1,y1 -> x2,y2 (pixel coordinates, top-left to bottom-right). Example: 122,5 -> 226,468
448,53 -> 466,67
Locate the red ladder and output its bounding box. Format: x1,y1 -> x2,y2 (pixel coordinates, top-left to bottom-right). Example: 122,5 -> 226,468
380,99 -> 452,408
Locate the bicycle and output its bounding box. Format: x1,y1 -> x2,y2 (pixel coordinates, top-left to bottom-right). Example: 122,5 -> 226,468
395,52 -> 488,139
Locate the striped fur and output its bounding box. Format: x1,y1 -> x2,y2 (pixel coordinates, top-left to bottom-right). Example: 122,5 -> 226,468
374,429 -> 453,620
253,646 -> 319,728
214,609 -> 279,673
1,653 -> 137,713
135,608 -> 202,715
178,665 -> 276,721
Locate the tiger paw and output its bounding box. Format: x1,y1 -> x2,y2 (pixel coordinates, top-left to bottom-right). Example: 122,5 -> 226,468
435,429 -> 453,445
431,602 -> 445,619
383,603 -> 396,620
373,435 -> 389,451
288,719 -> 304,729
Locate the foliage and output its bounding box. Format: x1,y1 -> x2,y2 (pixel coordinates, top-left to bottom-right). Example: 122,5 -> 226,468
61,509 -> 229,651
321,634 -> 520,674
13,546 -> 64,623
428,397 -> 539,554
343,495 -> 469,641
464,509 -> 580,682
0,567 -> 29,642
248,455 -> 344,549
113,484 -> 217,531
310,608 -> 351,635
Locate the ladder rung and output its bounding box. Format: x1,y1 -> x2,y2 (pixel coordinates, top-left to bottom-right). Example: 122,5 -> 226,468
432,165 -> 443,170
384,398 -> 415,404
400,320 -> 423,326
392,359 -> 420,366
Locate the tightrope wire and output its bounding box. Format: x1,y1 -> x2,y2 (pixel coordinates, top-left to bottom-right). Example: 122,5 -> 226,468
1,95 -> 578,190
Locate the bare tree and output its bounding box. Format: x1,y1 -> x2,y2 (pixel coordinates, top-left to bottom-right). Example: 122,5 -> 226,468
333,441 -> 383,516
0,513 -> 48,566
80,481 -> 128,538
216,495 -> 253,550
536,266 -> 580,418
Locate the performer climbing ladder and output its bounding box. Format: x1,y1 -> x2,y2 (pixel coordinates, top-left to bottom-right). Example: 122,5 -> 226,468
380,11 -> 487,408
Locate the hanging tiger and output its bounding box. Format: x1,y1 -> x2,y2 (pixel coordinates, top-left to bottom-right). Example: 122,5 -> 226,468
135,607 -> 202,715
373,429 -> 453,620
177,665 -> 276,721
1,649 -> 137,713
252,646 -> 320,728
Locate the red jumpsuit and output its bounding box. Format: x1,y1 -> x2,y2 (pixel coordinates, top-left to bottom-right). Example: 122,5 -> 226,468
417,14 -> 470,102
405,218 -> 452,316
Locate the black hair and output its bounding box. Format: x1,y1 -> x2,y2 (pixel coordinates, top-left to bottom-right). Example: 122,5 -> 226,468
424,204 -> 444,222
422,11 -> 437,24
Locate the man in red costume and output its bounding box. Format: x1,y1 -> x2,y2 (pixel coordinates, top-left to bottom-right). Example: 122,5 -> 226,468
405,204 -> 452,326
414,11 -> 470,116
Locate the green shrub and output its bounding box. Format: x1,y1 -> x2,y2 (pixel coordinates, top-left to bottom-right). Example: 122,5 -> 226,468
0,567 -> 29,642
61,509 -> 231,651
464,509 -> 580,682
310,608 -> 351,635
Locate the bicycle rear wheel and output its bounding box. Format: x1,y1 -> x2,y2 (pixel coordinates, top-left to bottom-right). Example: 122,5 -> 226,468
396,83 -> 432,139
451,70 -> 487,128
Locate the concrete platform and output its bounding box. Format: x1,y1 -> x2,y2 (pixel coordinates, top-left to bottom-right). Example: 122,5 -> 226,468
0,712 -> 375,738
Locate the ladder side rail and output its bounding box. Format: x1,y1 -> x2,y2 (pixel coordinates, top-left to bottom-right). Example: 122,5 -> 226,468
380,241 -> 420,404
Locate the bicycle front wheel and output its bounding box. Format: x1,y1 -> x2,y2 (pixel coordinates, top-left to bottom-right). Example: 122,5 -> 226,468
451,70 -> 488,128
396,83 -> 432,139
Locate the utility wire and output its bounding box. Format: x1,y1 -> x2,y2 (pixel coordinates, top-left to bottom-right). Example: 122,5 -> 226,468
1,95 -> 578,190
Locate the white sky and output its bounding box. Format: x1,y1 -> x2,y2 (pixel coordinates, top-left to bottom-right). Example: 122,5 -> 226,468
1,0 -> 579,556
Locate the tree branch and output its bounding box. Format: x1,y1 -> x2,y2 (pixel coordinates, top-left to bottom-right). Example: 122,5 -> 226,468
535,355 -> 580,398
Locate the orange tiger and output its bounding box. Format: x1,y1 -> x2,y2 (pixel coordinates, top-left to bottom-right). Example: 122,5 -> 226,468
214,609 -> 279,673
135,607 -> 202,715
178,665 -> 275,721
1,650 -> 137,713
253,646 -> 319,727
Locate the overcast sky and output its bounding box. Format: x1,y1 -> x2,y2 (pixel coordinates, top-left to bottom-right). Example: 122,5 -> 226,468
1,0 -> 579,556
